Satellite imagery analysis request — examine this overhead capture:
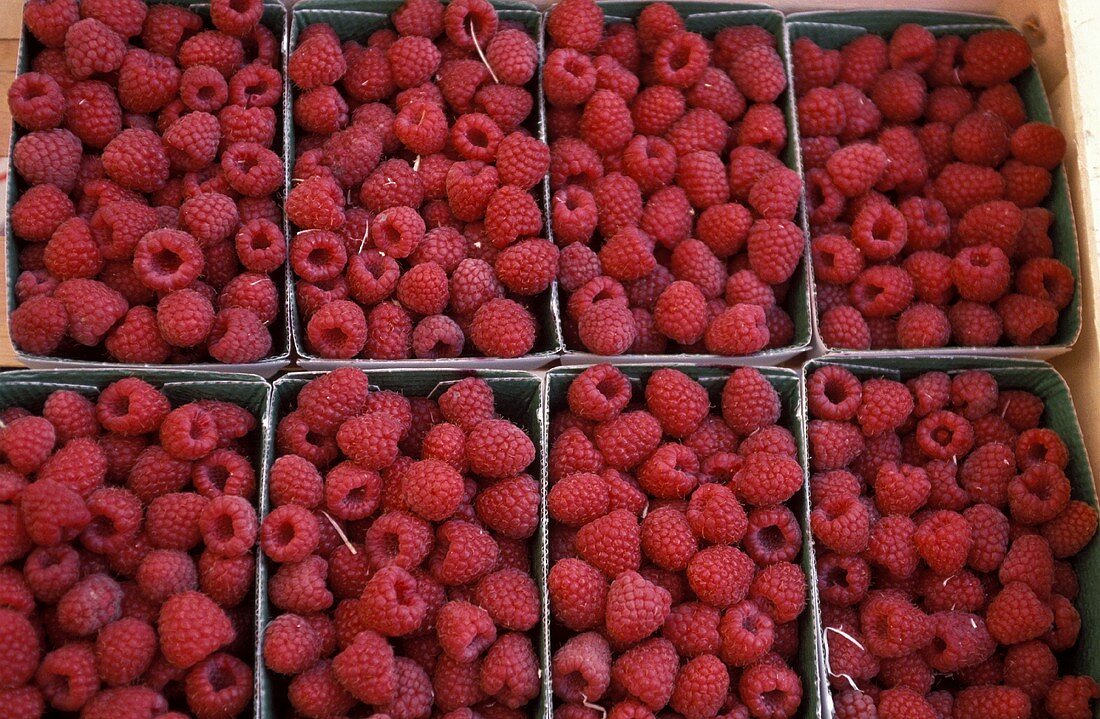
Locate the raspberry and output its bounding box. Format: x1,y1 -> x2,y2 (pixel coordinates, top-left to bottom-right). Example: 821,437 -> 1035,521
10,295 -> 68,355
575,509 -> 641,577
469,298 -> 536,358
221,142 -> 283,197
288,660 -> 355,719
1046,676 -> 1100,719
480,632 -> 539,709
484,184 -> 542,249
436,599 -> 495,662
640,507 -> 696,571
36,642 -> 99,711
605,570 -> 673,644
44,216 -> 103,280
135,549 -> 196,603
1041,500 -> 1098,558
798,86 -> 846,137
962,30 -> 1032,87
811,491 -> 870,554
669,654 -> 730,719
552,632 -> 611,704
465,418 -> 534,480
11,184 -> 74,242
269,554 -> 333,615
746,218 -> 804,285
430,518 -> 500,585
651,281 -> 706,346
676,150 -> 729,209
719,367 -> 779,437
548,557 -> 608,632
263,614 -> 322,676
8,72 -> 65,131
64,17 -> 126,79
549,471 -> 609,527
738,657 -> 802,719
733,449 -> 801,505
442,0 -> 497,50
12,128 -> 82,191
546,0 -> 602,52
178,65 -> 228,112
685,544 -> 754,609
287,176 -> 345,231
145,493 -> 207,553
485,29 -> 537,86
94,617 -> 157,687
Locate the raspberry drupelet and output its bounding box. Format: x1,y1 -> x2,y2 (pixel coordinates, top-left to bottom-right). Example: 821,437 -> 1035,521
8,0 -> 283,364
806,364 -> 1099,719
549,365 -> 806,719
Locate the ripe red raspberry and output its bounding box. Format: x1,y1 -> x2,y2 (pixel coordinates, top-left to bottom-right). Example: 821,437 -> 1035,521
484,184 -> 542,248
472,473 -> 537,540
1046,676 -> 1100,719
792,36 -> 840,94
996,293 -> 1059,346
12,127 -> 82,191
961,29 -> 1032,87
35,642 -> 99,711
669,654 -> 730,719
287,659 -> 355,718
11,183 -> 74,242
734,450 -> 802,506
10,295 -> 68,355
429,518 -> 500,586
94,617 -> 157,687
602,569 -> 672,646
640,368 -> 706,438
483,28 -> 536,86
675,150 -> 729,209
465,298 -> 534,358
649,281 -> 705,346
545,0 -> 602,53
8,71 -> 65,131
548,557 -> 608,633
221,142 -> 283,197
739,657 -> 801,719
1041,500 -> 1099,558
896,303 -> 950,348
552,631 -> 612,705
54,572 -> 123,637
475,567 -> 539,631
549,471 -> 609,527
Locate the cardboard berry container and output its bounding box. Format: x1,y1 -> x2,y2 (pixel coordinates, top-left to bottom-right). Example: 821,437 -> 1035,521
785,11 -> 1082,359
0,367 -> 273,719
258,368 -> 549,719
555,2 -> 813,368
4,1 -> 293,377
542,364 -> 823,719
286,0 -> 565,370
798,354 -> 1100,718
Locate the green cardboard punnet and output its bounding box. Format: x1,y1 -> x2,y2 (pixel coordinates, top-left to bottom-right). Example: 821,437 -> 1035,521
4,2 -> 292,375
287,0 -> 564,369
258,369 -> 548,719
543,364 -> 822,719
787,11 -> 1081,357
801,355 -> 1100,716
557,2 -> 812,367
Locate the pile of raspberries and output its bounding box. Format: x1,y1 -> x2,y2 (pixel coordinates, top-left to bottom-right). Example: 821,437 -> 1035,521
262,368 -> 542,719
545,0 -> 804,357
285,0 -> 555,360
794,26 -> 1074,349
806,365 -> 1100,719
548,365 -> 807,719
0,377 -> 261,718
8,0 -> 285,364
